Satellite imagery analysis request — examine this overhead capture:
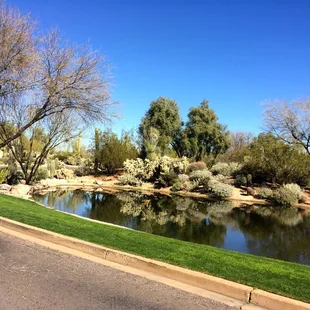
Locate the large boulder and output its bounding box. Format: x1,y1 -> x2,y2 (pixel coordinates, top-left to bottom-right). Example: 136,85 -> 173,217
0,184 -> 11,192
10,184 -> 32,198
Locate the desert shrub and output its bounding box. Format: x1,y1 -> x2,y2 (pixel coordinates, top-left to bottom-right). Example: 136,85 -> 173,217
189,169 -> 212,184
210,162 -> 242,177
56,168 -> 74,179
178,174 -> 189,183
74,165 -> 90,177
271,187 -> 298,207
187,161 -> 207,173
234,174 -> 247,187
34,167 -> 49,181
53,151 -> 72,163
257,187 -> 273,199
213,174 -> 232,184
171,180 -> 198,192
118,174 -> 143,187
241,133 -> 310,185
208,179 -> 234,198
0,169 -> 8,183
66,155 -> 83,166
156,170 -> 178,188
171,181 -> 183,192
283,183 -> 303,200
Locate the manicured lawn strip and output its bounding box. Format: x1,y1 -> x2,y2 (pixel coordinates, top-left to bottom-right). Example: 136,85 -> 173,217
0,194 -> 309,303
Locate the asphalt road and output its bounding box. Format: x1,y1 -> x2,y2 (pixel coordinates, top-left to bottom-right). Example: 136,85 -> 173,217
0,231 -> 240,310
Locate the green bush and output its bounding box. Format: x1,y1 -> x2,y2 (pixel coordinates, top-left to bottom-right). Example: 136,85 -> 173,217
257,187 -> 273,199
283,183 -> 303,201
34,167 -> 49,181
187,161 -> 207,173
0,169 -> 8,184
210,162 -> 242,177
118,174 -> 143,187
156,170 -> 178,188
235,174 -> 247,187
208,179 -> 234,198
272,187 -> 298,207
74,166 -> 90,177
171,181 -> 183,192
171,179 -> 197,192
241,133 -> 310,185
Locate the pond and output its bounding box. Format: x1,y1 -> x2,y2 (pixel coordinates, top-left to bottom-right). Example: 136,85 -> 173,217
33,189 -> 310,265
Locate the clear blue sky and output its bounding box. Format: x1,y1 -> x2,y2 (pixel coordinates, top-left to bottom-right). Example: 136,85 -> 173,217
9,0 -> 310,141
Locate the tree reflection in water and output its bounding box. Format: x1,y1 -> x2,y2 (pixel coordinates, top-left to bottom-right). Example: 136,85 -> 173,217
33,189 -> 310,265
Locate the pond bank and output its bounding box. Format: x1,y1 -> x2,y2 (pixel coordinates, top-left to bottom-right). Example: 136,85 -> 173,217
2,175 -> 310,211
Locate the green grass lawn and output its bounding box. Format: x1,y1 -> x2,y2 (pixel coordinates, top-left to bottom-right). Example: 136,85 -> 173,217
0,194 -> 309,303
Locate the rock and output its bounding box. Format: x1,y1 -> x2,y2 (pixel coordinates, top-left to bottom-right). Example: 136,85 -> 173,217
300,193 -> 310,204
246,187 -> 255,196
10,184 -> 32,198
94,180 -> 104,186
20,179 -> 26,185
0,184 -> 11,191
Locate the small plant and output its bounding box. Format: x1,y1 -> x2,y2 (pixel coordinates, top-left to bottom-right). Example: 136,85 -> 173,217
272,187 -> 298,207
189,169 -> 212,184
178,174 -> 189,183
283,183 -> 303,201
0,169 -> 8,184
34,167 -> 49,181
257,187 -> 273,199
56,168 -> 74,179
187,161 -> 207,173
208,179 -> 234,198
118,174 -> 143,187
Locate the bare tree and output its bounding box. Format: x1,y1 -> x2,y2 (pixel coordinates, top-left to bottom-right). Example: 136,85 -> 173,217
0,2 -> 115,148
4,111 -> 79,184
263,99 -> 310,155
0,1 -> 37,100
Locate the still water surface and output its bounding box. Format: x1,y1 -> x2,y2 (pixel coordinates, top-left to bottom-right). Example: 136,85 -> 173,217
33,189 -> 310,265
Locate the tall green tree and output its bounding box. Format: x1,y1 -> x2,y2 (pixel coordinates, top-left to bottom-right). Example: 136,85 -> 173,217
93,129 -> 138,175
242,133 -> 310,185
174,100 -> 230,161
139,97 -> 181,158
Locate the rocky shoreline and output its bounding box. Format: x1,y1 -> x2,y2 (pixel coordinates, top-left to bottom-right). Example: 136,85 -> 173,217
1,176 -> 310,211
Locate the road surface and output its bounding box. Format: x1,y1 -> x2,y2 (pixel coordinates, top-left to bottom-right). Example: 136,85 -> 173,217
0,231 -> 240,310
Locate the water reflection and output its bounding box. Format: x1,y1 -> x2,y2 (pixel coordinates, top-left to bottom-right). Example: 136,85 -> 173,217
33,189 -> 310,265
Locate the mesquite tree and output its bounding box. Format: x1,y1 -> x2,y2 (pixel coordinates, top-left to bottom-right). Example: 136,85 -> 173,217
263,99 -> 310,155
0,1 -> 114,148
4,112 -> 78,184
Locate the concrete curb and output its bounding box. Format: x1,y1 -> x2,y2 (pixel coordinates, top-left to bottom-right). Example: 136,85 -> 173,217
0,216 -> 309,310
